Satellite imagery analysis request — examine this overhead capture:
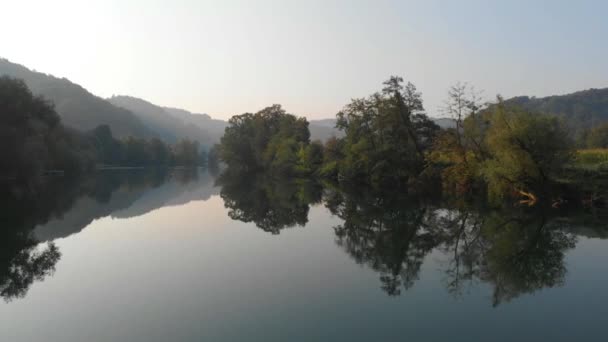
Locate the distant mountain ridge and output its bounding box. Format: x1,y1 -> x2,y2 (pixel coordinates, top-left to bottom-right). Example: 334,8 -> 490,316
162,107 -> 227,144
108,95 -> 219,146
3,57 -> 607,144
504,88 -> 608,136
0,57 -> 342,145
0,58 -> 151,139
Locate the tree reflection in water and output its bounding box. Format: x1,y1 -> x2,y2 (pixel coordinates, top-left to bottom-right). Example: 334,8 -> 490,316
434,208 -> 576,306
219,174 -> 595,306
1,168 -> 601,306
0,178 -> 69,301
217,171 -> 323,234
0,168 -> 203,301
324,186 -> 439,296
328,186 -> 579,305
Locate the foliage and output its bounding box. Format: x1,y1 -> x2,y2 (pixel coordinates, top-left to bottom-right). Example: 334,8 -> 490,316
429,85 -> 576,203
574,148 -> 608,166
332,76 -> 439,187
506,88 -> 608,140
219,104 -> 311,175
0,58 -> 150,139
481,101 -> 572,201
296,141 -> 324,175
585,123 -> 608,148
0,77 -> 205,182
0,76 -> 97,181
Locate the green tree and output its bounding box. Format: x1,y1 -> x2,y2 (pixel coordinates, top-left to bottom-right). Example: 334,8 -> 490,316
219,104 -> 311,175
482,100 -> 572,202
296,140 -> 324,175
0,76 -> 96,180
335,76 -> 439,187
585,123 -> 608,148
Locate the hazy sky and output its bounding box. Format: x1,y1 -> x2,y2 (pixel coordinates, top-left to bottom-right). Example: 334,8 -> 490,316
2,0 -> 607,119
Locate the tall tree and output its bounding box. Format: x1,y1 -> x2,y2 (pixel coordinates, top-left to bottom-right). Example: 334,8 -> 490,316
335,76 -> 439,187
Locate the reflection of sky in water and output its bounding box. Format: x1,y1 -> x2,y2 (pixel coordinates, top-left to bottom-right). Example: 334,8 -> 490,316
2,172 -> 608,341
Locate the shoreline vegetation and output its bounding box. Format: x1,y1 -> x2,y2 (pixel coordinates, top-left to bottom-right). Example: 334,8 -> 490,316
0,76 -> 218,189
2,73 -> 608,208
216,76 -> 608,209
2,70 -> 608,303
2,167 -> 606,304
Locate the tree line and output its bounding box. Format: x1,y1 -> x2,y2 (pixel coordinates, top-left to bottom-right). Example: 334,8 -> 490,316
0,76 -> 212,183
217,76 -> 600,205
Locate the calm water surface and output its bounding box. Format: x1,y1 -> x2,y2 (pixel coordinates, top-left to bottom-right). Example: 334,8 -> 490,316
1,169 -> 608,341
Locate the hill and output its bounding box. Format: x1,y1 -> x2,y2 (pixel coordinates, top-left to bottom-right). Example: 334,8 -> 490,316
309,120 -> 343,141
0,58 -> 150,139
162,107 -> 228,144
504,88 -> 608,137
113,96 -> 346,143
108,95 -> 215,145
433,117 -> 457,129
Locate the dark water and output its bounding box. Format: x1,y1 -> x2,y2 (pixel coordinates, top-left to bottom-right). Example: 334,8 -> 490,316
1,169 -> 608,341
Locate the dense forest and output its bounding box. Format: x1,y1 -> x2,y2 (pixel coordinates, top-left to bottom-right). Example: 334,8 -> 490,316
506,88 -> 608,141
0,77 -> 209,184
217,77 -> 608,207
0,59 -> 151,139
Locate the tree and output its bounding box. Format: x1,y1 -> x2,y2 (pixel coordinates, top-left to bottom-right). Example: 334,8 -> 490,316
207,144 -> 220,174
219,105 -> 311,175
172,139 -> 200,166
296,140 -> 324,175
0,76 -> 96,180
482,100 -> 572,201
586,123 -> 608,148
429,83 -> 486,194
90,125 -> 125,165
335,76 -> 439,187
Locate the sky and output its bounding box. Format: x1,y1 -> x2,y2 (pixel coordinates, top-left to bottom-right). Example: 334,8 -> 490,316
2,0 -> 607,120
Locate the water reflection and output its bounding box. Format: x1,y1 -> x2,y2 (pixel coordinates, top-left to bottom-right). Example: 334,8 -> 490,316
218,173 -> 608,306
434,208 -> 576,306
3,168 -> 608,308
217,171 -> 323,234
324,186 -> 438,296
327,187 -> 605,305
0,238 -> 59,302
0,168 -> 217,301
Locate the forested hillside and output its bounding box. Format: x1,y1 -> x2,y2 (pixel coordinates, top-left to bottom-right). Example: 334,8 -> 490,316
505,88 -> 608,137
108,96 -> 213,145
163,107 -> 228,144
0,58 -> 150,139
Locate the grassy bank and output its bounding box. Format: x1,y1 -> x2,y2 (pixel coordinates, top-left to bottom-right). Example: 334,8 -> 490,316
560,149 -> 608,194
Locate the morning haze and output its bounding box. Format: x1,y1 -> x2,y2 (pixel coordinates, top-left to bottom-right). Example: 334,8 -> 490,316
3,2 -> 608,342
2,0 -> 607,120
